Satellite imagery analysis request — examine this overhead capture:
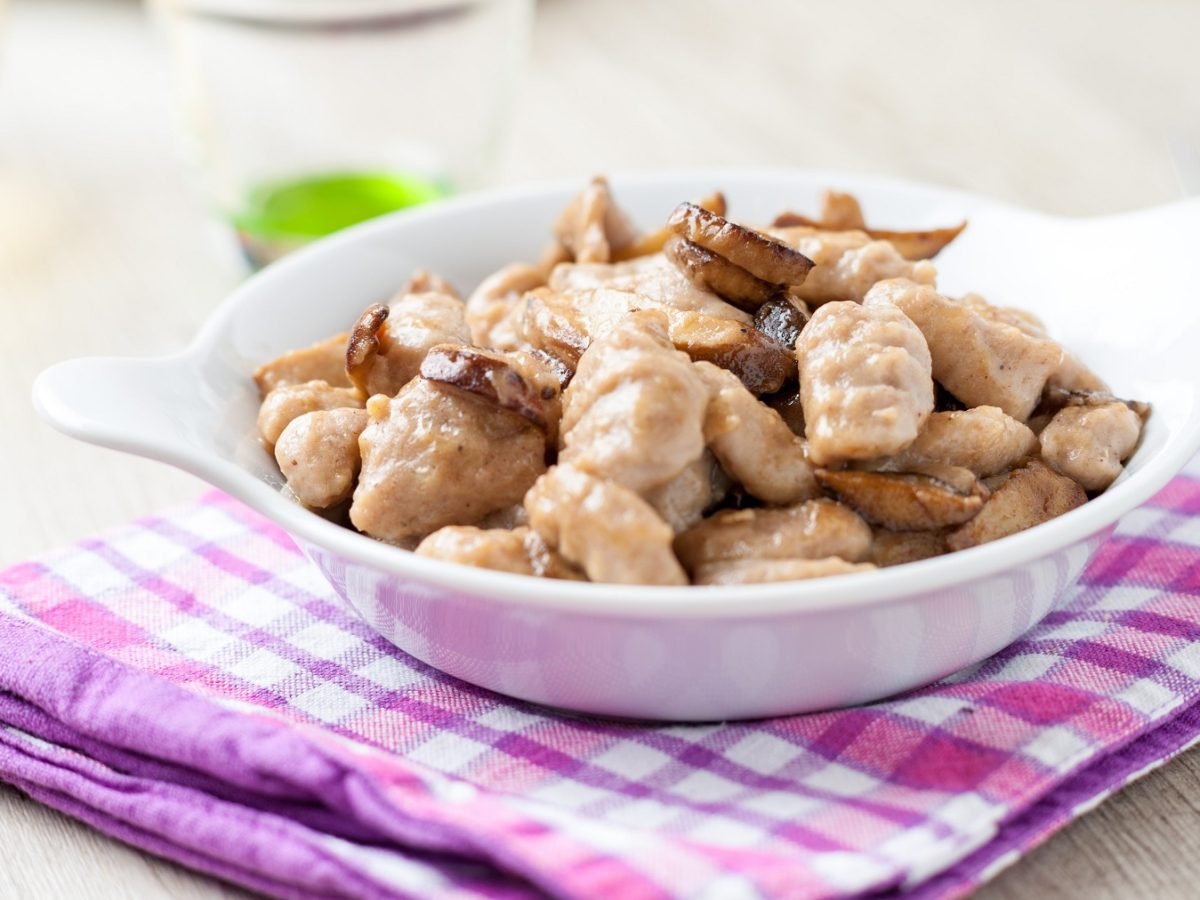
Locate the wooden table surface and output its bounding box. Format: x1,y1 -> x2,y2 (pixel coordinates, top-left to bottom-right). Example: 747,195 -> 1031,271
2,0 -> 1199,896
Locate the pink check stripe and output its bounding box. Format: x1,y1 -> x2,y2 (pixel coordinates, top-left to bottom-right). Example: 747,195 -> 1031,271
4,461 -> 1200,898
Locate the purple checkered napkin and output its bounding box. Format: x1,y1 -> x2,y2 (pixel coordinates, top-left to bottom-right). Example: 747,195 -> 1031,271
5,459 -> 1200,898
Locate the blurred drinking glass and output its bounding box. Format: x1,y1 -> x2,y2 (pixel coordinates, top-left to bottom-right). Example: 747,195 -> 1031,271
149,0 -> 533,267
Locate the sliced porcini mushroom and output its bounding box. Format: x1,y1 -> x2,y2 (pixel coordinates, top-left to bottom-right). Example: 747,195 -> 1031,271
402,269 -> 460,299
611,190 -> 727,262
520,284 -> 792,394
668,310 -> 794,394
419,344 -> 558,434
753,296 -> 809,349
935,382 -> 968,412
814,467 -> 987,531
345,303 -> 390,396
862,224 -> 967,261
667,202 -> 815,286
763,387 -> 805,436
771,187 -> 966,261
664,235 -> 782,311
772,211 -> 966,261
947,459 -> 1086,551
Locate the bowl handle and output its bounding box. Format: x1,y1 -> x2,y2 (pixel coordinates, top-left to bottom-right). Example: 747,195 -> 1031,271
32,355 -> 211,465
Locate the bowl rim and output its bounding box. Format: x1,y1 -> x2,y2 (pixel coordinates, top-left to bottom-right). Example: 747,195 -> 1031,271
35,168 -> 1200,620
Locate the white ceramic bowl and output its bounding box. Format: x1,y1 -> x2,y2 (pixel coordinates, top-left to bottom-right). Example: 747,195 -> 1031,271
33,171 -> 1200,721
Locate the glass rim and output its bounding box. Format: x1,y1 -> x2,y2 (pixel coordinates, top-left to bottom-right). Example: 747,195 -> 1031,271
148,0 -> 488,29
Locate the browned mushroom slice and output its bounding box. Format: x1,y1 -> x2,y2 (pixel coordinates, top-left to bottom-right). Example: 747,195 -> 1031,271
402,269 -> 460,299
345,303 -> 390,396
254,332 -> 353,397
815,467 -> 986,531
552,176 -> 639,264
771,189 -> 966,261
763,388 -> 805,436
521,288 -> 793,394
612,191 -> 728,262
664,236 -> 782,312
947,460 -> 1087,551
669,310 -> 793,394
420,345 -> 559,436
753,296 -> 809,349
667,202 -> 815,286
935,382 -> 968,412
866,224 -> 967,261
345,291 -> 472,398
869,529 -> 947,567
693,557 -> 875,586
674,499 -> 872,573
546,257 -> 753,318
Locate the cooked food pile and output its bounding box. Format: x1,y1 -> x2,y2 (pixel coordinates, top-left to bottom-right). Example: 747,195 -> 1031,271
253,179 -> 1149,586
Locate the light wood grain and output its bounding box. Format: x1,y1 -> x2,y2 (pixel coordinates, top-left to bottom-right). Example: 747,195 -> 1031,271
1,0 -> 1198,896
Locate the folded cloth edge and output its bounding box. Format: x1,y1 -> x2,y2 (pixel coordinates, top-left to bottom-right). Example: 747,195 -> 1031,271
0,612 -> 578,899
902,697 -> 1200,899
